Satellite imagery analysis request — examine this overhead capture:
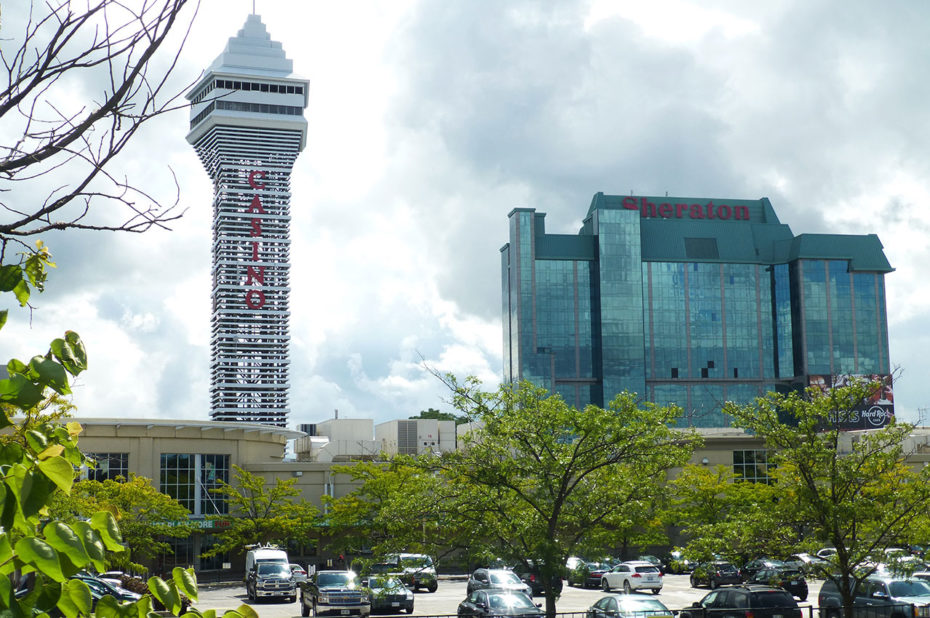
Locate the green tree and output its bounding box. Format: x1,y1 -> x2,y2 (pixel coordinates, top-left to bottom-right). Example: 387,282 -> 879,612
418,378 -> 697,618
408,407 -> 466,424
203,465 -> 320,559
53,475 -> 194,573
723,380 -> 930,618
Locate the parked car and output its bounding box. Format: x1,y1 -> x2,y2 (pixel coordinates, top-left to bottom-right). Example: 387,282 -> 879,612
740,558 -> 787,581
71,572 -> 142,609
818,548 -> 838,559
466,568 -> 532,596
678,585 -> 802,618
689,561 -> 742,589
784,553 -> 828,576
247,561 -> 296,602
383,553 -> 439,592
511,561 -> 563,596
818,575 -> 930,618
745,567 -> 808,601
363,576 -> 414,614
601,561 -> 663,594
290,563 -> 309,583
666,550 -> 695,574
586,593 -> 674,618
300,570 -> 371,618
457,589 -> 543,618
568,562 -> 611,588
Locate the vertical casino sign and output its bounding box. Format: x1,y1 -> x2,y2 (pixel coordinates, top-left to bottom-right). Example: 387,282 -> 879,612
246,169 -> 266,309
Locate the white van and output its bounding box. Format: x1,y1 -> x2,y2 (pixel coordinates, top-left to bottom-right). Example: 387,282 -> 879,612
245,545 -> 289,576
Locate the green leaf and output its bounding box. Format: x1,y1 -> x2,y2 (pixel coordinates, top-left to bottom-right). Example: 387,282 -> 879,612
72,521 -> 107,573
233,604 -> 260,618
44,522 -> 92,570
0,533 -> 12,577
15,537 -> 65,582
0,442 -> 24,466
58,578 -> 93,618
50,331 -> 87,376
13,278 -> 30,306
91,511 -> 125,551
6,358 -> 28,375
25,429 -> 49,453
94,593 -> 122,617
0,264 -> 23,292
0,309 -> 7,330
28,356 -> 71,395
37,455 -> 75,493
173,566 -> 198,602
0,374 -> 44,409
148,576 -> 181,614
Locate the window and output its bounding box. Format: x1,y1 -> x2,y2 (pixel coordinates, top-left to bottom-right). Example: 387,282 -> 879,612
733,449 -> 773,483
160,453 -> 229,515
83,453 -> 129,481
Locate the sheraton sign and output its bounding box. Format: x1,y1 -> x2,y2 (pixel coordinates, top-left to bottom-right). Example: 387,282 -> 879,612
245,169 -> 266,309
622,196 -> 750,221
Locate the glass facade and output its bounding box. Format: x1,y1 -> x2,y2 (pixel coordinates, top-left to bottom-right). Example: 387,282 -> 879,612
733,449 -> 773,483
501,193 -> 894,428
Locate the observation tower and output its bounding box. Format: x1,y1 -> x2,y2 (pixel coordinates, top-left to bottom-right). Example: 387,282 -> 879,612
186,15 -> 308,427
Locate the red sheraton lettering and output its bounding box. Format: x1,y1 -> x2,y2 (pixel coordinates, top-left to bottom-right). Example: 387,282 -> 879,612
245,169 -> 266,309
622,196 -> 749,221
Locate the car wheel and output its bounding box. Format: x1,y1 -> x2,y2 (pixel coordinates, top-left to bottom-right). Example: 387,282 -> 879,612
602,577 -> 610,591
652,589 -> 661,595
623,580 -> 632,594
690,574 -> 697,588
824,609 -> 840,618
406,605 -> 414,613
288,597 -> 295,604
427,581 -> 438,593
710,578 -> 717,590
300,593 -> 309,617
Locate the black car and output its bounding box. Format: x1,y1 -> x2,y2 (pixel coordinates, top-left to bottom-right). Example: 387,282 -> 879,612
740,558 -> 787,581
466,568 -> 532,596
678,585 -> 802,618
745,567 -> 808,601
568,562 -> 611,589
246,561 -> 297,602
690,562 -> 742,589
511,561 -> 563,596
363,576 -> 414,614
457,589 -> 543,618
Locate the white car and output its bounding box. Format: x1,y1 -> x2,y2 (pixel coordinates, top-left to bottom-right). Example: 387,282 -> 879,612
601,561 -> 663,594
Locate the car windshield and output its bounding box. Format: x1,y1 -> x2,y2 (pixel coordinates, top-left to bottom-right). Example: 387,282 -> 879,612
490,571 -> 522,585
402,556 -> 433,568
258,564 -> 290,576
888,580 -> 930,597
751,591 -> 796,608
318,573 -> 355,586
368,577 -> 401,589
488,593 -> 535,610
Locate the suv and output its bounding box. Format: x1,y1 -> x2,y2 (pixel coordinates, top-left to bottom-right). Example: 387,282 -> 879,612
383,553 -> 439,592
690,561 -> 742,589
511,561 -> 563,596
678,585 -> 802,618
300,570 -> 371,618
601,561 -> 663,594
818,576 -> 930,618
466,568 -> 532,596
246,562 -> 296,602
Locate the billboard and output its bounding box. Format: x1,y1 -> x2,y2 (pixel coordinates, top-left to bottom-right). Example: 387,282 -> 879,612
808,374 -> 894,430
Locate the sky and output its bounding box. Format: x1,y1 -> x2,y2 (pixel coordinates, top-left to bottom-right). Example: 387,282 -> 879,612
4,0 -> 930,428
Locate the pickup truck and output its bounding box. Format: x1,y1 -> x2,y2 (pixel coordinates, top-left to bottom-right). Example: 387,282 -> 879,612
300,570 -> 371,618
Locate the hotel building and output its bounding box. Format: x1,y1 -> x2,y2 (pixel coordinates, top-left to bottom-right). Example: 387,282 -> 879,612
501,193 -> 894,428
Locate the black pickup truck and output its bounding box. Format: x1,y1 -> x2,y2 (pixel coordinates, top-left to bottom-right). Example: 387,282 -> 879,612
300,570 -> 371,618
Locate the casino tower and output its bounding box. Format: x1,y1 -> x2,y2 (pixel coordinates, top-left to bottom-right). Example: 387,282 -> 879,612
186,15 -> 308,427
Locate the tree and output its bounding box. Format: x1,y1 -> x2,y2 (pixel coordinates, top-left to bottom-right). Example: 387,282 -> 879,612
203,465 -> 320,559
0,0 -> 196,254
723,380 -> 930,618
420,378 -> 698,618
52,474 -> 194,573
408,407 -> 466,424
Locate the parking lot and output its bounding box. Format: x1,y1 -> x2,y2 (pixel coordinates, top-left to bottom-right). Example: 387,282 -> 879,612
195,574 -> 824,618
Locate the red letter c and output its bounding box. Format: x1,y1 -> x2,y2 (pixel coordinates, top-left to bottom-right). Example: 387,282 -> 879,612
248,170 -> 266,189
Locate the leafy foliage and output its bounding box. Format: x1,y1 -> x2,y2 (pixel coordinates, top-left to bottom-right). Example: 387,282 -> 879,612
203,465 -> 320,558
